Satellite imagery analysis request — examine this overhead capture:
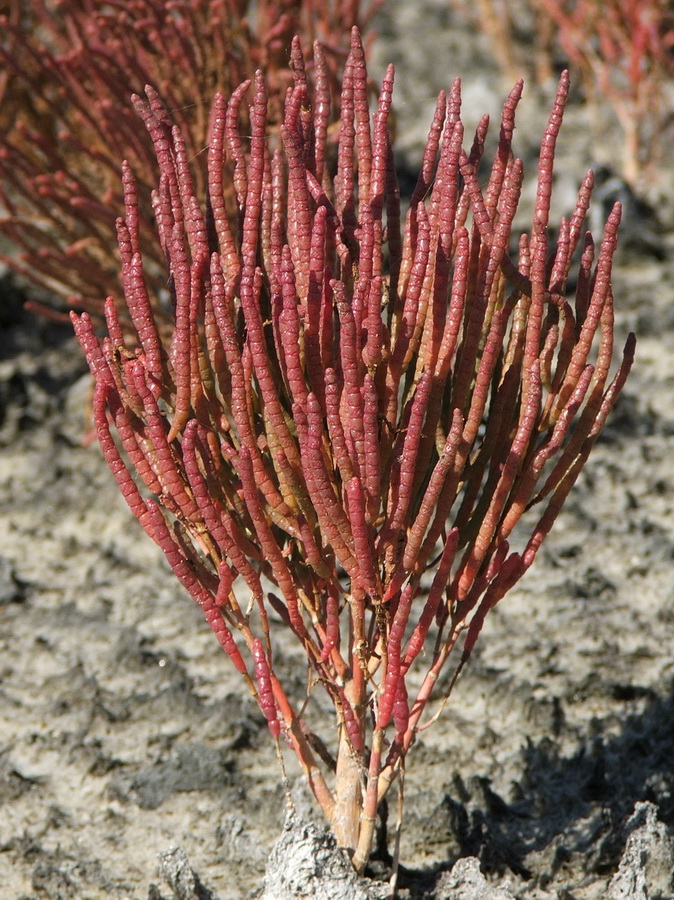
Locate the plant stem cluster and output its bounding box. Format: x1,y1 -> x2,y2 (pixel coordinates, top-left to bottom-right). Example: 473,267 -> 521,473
0,0 -> 382,313
72,27 -> 634,869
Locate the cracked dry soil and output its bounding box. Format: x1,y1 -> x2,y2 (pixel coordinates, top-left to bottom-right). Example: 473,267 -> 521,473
2,2 -> 674,898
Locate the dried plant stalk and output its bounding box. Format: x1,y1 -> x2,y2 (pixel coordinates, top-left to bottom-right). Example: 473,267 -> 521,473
73,28 -> 634,871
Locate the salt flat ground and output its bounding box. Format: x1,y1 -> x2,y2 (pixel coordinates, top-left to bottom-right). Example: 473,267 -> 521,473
1,2 -> 674,897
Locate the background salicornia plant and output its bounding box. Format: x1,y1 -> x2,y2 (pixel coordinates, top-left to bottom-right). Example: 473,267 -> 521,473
448,0 -> 674,184
72,27 -> 634,871
0,0 -> 383,320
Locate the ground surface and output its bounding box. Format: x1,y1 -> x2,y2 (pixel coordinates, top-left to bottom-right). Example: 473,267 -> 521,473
2,2 -> 674,898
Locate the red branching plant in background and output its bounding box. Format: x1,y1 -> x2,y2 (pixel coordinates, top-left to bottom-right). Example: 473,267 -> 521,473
447,0 -> 674,184
534,0 -> 674,184
72,27 -> 634,872
0,0 -> 382,321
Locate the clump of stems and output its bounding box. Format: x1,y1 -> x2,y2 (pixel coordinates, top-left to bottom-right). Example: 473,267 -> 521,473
73,27 -> 634,872
0,0 -> 382,318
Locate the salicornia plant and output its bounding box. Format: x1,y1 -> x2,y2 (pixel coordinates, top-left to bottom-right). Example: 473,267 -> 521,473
447,0 -> 674,183
0,0 -> 382,318
71,27 -> 634,872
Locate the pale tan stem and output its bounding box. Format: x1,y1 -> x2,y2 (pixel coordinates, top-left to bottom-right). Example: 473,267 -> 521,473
389,765 -> 405,898
270,672 -> 336,823
332,678 -> 363,854
352,726 -> 385,873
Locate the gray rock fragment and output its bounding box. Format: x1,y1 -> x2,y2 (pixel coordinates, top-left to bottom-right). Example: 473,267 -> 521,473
157,847 -> 217,900
260,814 -> 388,900
0,557 -> 22,604
433,857 -> 515,900
608,802 -> 674,900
